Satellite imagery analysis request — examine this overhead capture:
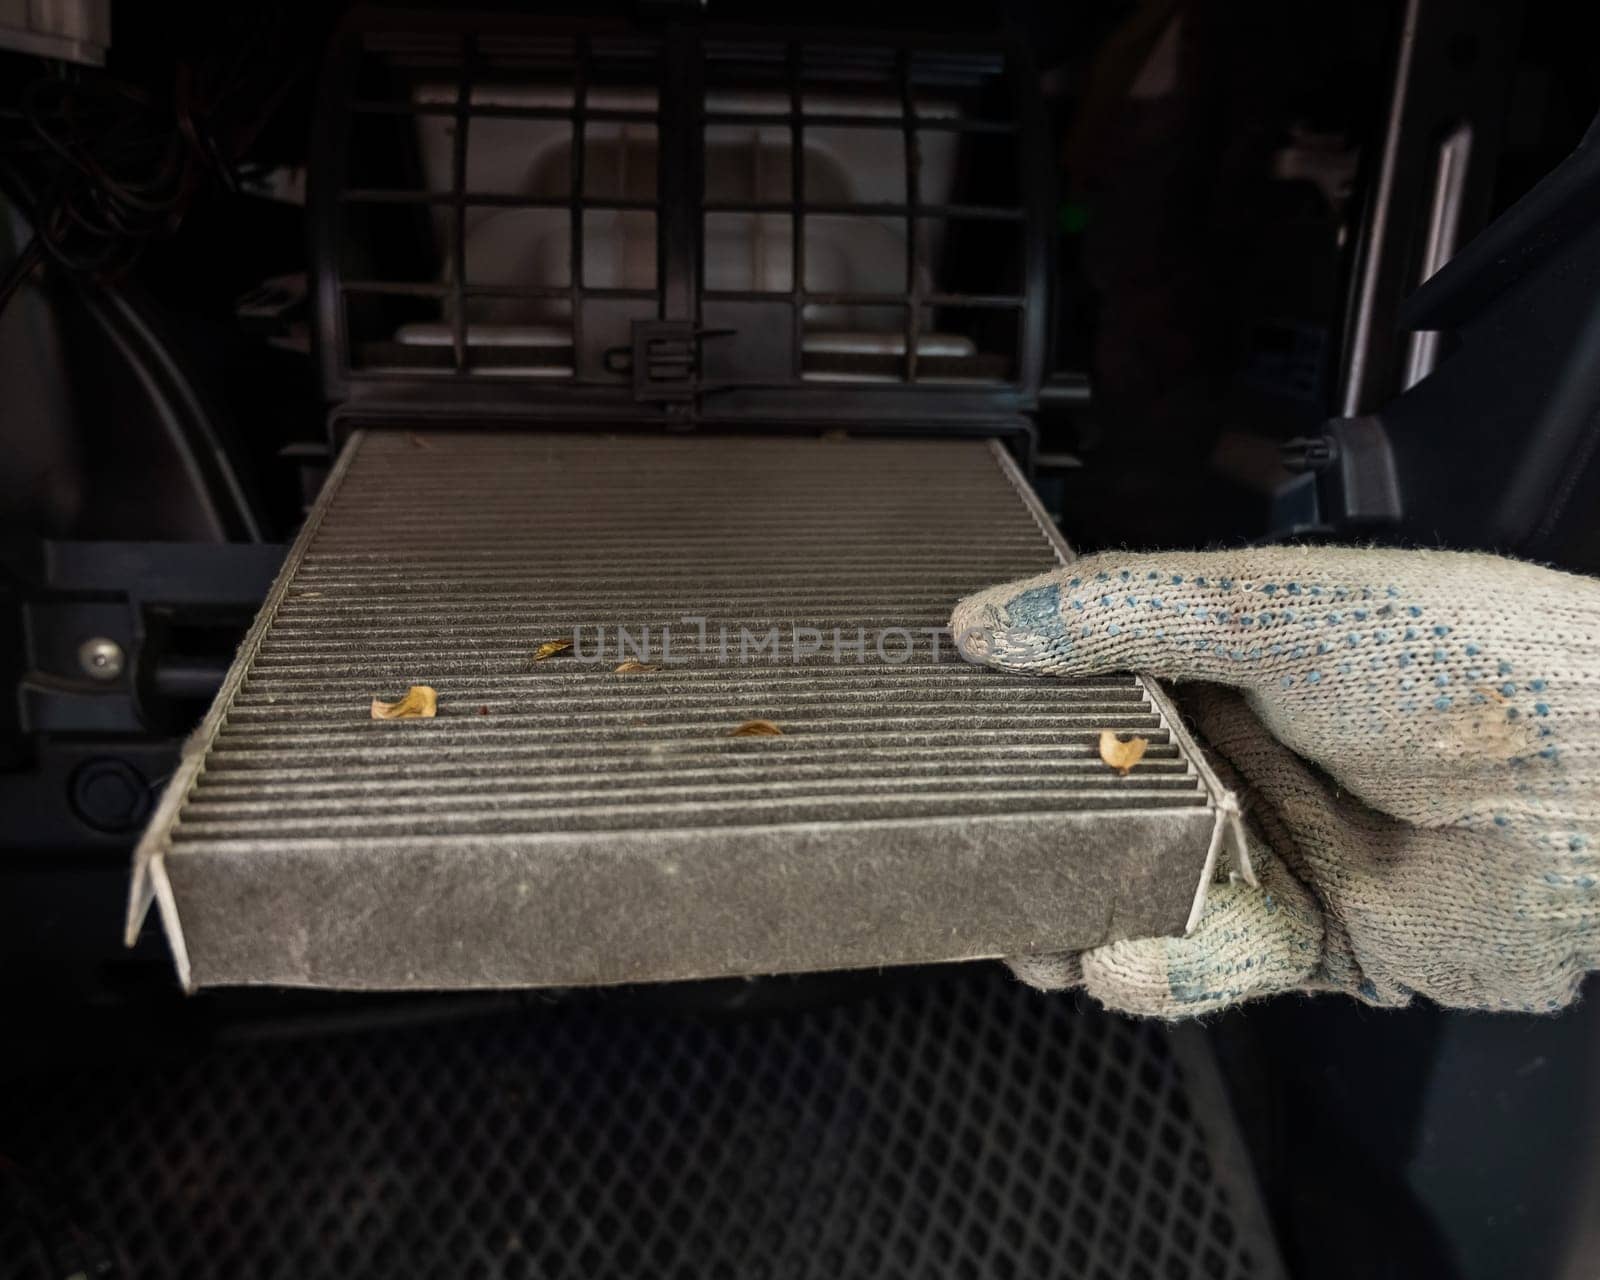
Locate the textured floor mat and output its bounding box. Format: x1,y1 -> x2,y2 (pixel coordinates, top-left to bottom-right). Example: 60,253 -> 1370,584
0,967 -> 1280,1279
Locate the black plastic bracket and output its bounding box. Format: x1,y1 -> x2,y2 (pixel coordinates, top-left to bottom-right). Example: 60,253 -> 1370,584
1,539 -> 285,849
623,320 -> 732,404
1281,415 -> 1403,528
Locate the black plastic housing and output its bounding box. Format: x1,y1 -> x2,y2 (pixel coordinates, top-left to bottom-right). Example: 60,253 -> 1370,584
309,9 -> 1053,433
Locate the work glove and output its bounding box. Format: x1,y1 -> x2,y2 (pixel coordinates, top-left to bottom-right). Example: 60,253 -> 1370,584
950,548 -> 1600,1017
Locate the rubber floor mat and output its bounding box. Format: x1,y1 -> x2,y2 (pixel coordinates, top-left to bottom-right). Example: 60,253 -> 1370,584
0,967 -> 1281,1279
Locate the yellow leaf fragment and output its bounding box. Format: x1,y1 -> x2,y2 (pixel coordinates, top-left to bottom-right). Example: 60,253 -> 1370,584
371,685 -> 438,720
614,660 -> 660,674
730,719 -> 783,737
1098,729 -> 1148,776
532,640 -> 572,662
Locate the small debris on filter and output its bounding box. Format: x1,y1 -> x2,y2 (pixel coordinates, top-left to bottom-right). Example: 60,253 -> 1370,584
371,685 -> 438,720
532,640 -> 572,662
730,719 -> 783,737
477,704 -> 490,716
408,433 -> 434,450
821,429 -> 849,442
614,660 -> 660,674
1098,729 -> 1148,775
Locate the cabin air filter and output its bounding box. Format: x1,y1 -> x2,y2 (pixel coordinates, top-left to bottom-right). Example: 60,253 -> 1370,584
126,431 -> 1231,990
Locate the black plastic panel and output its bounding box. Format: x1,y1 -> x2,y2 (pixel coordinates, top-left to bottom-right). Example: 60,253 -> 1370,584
310,13 -> 1050,425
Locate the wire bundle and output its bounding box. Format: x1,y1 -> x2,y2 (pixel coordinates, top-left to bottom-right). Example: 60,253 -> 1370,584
0,7 -> 301,310
19,76 -> 201,276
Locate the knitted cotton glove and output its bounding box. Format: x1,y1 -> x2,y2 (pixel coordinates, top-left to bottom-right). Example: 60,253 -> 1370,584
950,548 -> 1600,1017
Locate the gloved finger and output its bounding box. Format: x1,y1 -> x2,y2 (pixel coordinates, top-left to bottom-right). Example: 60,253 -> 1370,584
1005,841 -> 1328,1018
1176,682 -> 1379,994
1178,682 -> 1590,1010
950,546 -> 1480,686
1006,951 -> 1081,991
1001,685 -> 1339,1016
1007,684 -> 1375,1014
949,549 -> 1306,685
950,546 -> 1599,827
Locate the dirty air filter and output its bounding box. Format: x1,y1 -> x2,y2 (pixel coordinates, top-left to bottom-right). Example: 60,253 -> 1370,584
127,432 -> 1230,990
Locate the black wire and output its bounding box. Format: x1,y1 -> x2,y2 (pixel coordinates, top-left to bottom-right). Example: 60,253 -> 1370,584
0,8 -> 301,321
18,76 -> 197,277
0,233 -> 44,314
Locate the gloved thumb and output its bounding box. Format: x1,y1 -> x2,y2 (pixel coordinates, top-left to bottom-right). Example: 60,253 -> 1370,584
951,550 -> 1274,686
950,545 -> 1597,809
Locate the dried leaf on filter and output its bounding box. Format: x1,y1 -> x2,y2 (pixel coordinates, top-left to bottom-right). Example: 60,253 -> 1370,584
1098,729 -> 1148,775
729,719 -> 783,737
371,685 -> 438,720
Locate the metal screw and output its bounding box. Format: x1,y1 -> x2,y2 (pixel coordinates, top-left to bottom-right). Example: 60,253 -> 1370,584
79,637 -> 125,681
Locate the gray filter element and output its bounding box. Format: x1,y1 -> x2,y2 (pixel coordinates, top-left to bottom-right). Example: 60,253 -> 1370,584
126,431 -> 1231,990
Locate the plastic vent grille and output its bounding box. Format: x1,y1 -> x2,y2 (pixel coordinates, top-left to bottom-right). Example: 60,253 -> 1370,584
0,970 -> 1282,1280
320,18 -> 1046,404
698,39 -> 1028,387
339,31 -> 664,381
